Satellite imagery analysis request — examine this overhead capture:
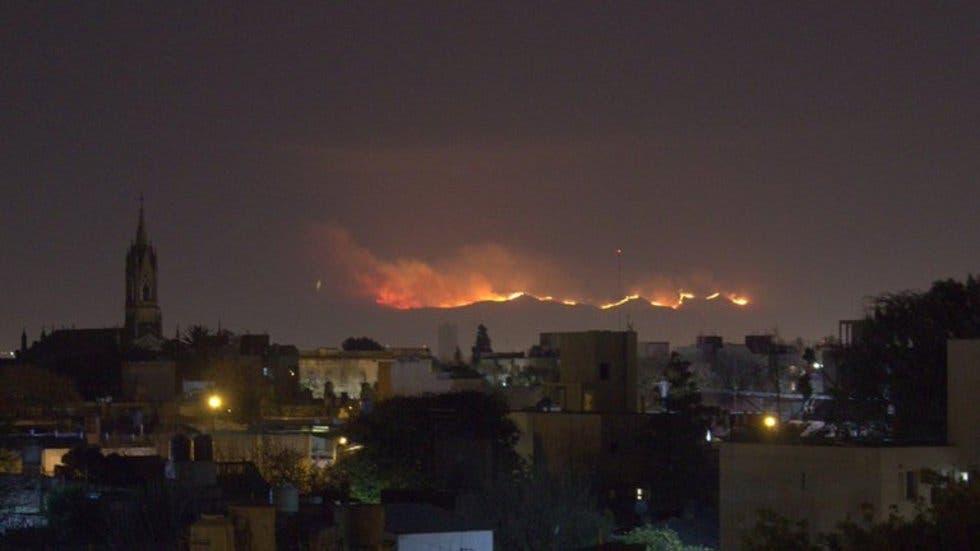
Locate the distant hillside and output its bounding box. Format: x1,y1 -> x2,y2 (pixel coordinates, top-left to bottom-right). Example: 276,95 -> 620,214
301,294 -> 775,353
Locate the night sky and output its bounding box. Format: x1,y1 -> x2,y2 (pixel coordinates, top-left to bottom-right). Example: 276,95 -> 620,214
3,3 -> 978,350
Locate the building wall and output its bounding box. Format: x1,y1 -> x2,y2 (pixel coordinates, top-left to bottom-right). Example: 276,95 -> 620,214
510,411 -> 659,499
299,348 -> 431,400
41,445 -> 158,476
436,323 -> 458,363
41,448 -> 71,476
121,360 -> 176,401
228,505 -> 276,551
510,411 -> 603,472
719,443 -> 957,550
188,515 -> 235,551
210,432 -> 319,465
397,530 -> 493,551
267,344 -> 300,401
948,339 -> 980,469
298,352 -> 390,399
539,331 -> 638,412
376,358 -> 453,400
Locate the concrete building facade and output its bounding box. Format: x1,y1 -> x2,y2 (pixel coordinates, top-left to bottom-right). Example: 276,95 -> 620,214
539,330 -> 638,413
121,360 -> 176,402
947,339 -> 980,472
719,443 -> 957,550
436,322 -> 458,363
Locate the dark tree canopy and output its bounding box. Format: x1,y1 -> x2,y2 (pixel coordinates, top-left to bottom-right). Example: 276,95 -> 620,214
0,367 -> 81,417
341,336 -> 385,351
663,352 -> 702,414
335,391 -> 520,502
334,391 -> 611,548
834,275 -> 980,441
742,479 -> 980,551
797,372 -> 813,403
471,324 -> 492,361
181,325 -> 213,347
459,466 -> 612,550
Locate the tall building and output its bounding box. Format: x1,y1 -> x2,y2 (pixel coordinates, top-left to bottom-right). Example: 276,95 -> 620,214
437,322 -> 458,363
538,330 -> 638,413
124,199 -> 163,348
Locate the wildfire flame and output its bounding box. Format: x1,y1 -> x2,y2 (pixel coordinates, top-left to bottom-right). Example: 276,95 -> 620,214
314,225 -> 752,310
430,290 -> 751,310
393,289 -> 752,310
728,294 -> 750,306
600,294 -> 640,310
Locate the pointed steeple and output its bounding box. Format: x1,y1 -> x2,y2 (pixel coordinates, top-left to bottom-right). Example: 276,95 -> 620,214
135,194 -> 147,246
125,194 -> 162,344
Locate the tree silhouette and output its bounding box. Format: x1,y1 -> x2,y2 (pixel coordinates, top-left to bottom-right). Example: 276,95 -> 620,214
663,352 -> 701,414
471,324 -> 493,362
797,372 -> 813,404
180,325 -> 213,347
834,275 -> 980,441
742,478 -> 980,550
341,336 -> 385,351
334,391 -> 520,502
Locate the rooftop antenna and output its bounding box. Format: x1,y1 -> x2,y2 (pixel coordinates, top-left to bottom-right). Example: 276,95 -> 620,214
616,248 -> 623,330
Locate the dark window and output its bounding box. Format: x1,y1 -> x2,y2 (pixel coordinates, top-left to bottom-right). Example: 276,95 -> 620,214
801,471 -> 806,491
906,471 -> 918,500
599,362 -> 610,380
142,284 -> 151,301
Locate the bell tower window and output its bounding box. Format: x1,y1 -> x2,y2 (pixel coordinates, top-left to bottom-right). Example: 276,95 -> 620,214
142,284 -> 151,301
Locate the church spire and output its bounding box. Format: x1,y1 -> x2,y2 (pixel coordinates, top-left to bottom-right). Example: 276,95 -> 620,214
125,195 -> 162,345
135,194 -> 147,246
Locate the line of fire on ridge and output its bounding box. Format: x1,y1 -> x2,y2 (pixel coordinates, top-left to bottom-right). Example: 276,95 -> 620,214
409,291 -> 750,310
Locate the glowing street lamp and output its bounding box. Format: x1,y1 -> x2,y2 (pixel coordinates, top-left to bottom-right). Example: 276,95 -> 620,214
763,415 -> 778,430
207,394 -> 222,410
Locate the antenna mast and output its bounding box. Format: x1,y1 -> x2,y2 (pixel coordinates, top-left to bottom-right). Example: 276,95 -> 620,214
616,248 -> 623,330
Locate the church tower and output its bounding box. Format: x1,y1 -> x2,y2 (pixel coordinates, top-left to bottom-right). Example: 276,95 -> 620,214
125,198 -> 162,344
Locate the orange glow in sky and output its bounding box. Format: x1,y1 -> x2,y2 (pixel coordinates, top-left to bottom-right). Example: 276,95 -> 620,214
318,225 -> 752,311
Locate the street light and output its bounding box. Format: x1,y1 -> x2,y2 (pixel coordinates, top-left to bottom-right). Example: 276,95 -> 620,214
763,414 -> 778,430
207,394 -> 222,410
207,394 -> 222,433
